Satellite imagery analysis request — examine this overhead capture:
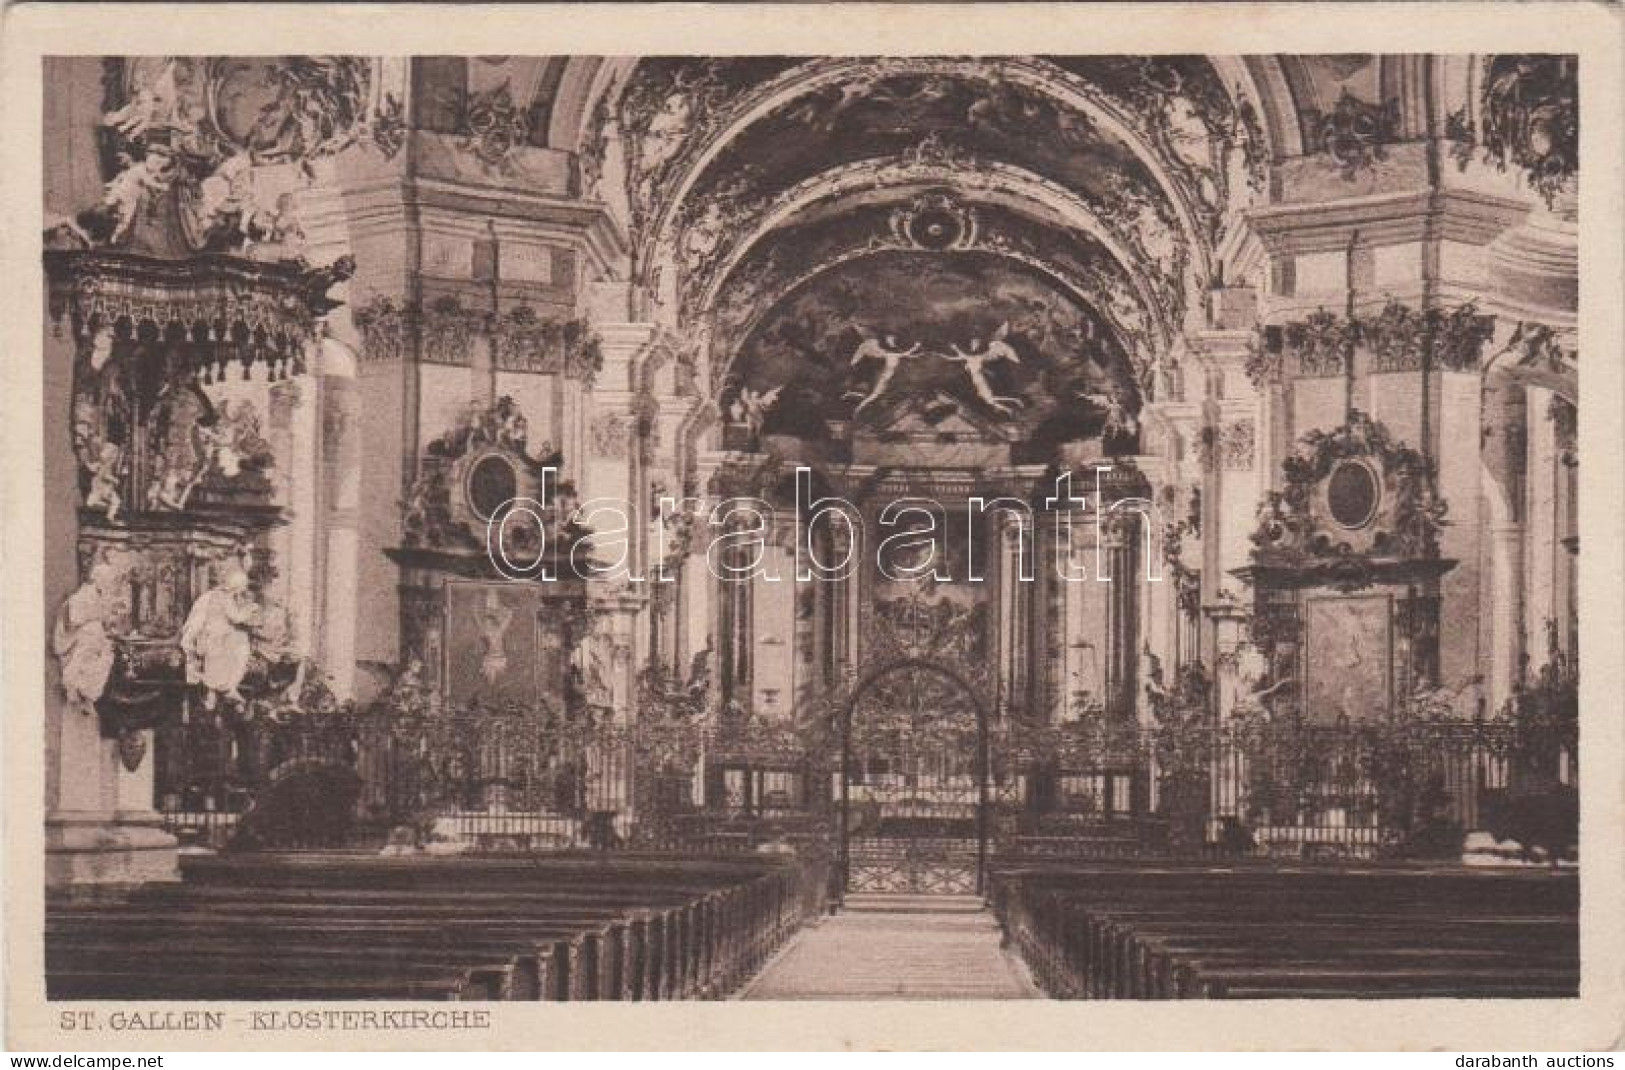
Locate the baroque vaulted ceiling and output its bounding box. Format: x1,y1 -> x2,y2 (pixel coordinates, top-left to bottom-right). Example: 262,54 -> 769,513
81,52 -> 1566,430
594,55 -> 1274,427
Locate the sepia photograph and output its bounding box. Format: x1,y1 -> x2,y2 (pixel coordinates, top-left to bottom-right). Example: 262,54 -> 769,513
4,2 -> 1623,1055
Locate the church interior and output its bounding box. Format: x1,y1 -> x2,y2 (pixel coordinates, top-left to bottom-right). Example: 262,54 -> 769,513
40,53 -> 1580,1001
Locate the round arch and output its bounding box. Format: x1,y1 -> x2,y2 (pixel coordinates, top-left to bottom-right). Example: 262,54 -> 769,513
836,657 -> 997,896
694,157 -> 1178,346
634,56 -> 1215,291
707,237 -> 1152,404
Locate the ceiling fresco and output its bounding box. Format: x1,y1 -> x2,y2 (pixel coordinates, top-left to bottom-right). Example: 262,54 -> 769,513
709,194 -> 1160,385
614,57 -> 803,239
684,70 -> 1165,218
610,54 -> 1273,384
617,55 -> 1262,249
725,251 -> 1139,453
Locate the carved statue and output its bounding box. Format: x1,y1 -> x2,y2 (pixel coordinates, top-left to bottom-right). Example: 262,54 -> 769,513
731,384 -> 784,439
685,645 -> 713,709
179,569 -> 260,709
1251,490 -> 1296,547
193,399 -> 268,481
1405,673 -> 1483,721
148,453 -> 200,512
1077,386 -> 1139,439
1233,641 -> 1269,696
500,410 -> 529,452
473,589 -> 514,684
846,332 -> 923,414
103,59 -> 188,143
1140,642 -> 1167,713
83,442 -> 124,522
401,476 -> 433,543
639,82 -> 697,176
385,656 -> 433,718
96,151 -> 180,245
52,561 -> 122,716
947,323 -> 1023,415
584,644 -> 613,709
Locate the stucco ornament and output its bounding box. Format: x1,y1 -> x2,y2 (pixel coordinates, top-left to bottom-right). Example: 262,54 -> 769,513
52,560 -> 124,716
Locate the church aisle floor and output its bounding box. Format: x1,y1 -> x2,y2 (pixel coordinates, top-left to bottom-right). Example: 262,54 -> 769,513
738,893 -> 1044,1000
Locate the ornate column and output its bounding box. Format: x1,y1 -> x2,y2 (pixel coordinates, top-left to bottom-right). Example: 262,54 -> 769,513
316,331 -> 363,699
1553,396 -> 1579,660
581,323 -> 656,723
1054,498 -> 1103,724
1479,199 -> 1576,713
995,511 -> 1029,716
752,515 -> 799,722
717,517 -> 755,712
1139,333 -> 1205,685
823,501 -> 859,685
1099,510 -> 1140,720
42,310 -> 179,886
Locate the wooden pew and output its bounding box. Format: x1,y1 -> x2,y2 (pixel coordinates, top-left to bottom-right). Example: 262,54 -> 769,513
989,862 -> 1578,1000
47,851 -> 829,1002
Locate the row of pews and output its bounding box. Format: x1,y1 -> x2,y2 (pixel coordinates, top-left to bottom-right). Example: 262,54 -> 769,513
990,862 -> 1578,999
47,851 -> 829,1001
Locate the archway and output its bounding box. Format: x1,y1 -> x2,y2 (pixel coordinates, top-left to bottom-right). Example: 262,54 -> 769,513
839,658 -> 993,896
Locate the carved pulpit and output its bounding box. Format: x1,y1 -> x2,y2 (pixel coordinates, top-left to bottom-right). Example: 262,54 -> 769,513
1234,411 -> 1454,722
46,239 -> 349,768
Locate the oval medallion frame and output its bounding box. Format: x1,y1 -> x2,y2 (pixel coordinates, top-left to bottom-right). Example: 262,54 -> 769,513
1324,458 -> 1382,531
465,451 -> 520,522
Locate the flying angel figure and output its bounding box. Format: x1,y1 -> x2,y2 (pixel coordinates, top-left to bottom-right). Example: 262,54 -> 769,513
947,323 -> 1023,416
733,384 -> 784,438
103,60 -> 184,143
1077,386 -> 1140,439
846,331 -> 923,415
782,74 -> 890,134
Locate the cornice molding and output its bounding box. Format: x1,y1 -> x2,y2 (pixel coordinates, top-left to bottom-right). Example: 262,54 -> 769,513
1238,187 -> 1528,258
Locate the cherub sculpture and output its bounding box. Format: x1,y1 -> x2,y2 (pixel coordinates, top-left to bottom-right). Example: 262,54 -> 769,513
192,411 -> 234,480
1141,642 -> 1168,714
149,453 -> 202,512
1252,490 -> 1294,547
732,384 -> 783,439
97,150 -> 179,245
83,442 -> 124,522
